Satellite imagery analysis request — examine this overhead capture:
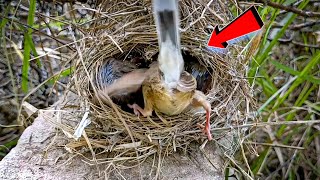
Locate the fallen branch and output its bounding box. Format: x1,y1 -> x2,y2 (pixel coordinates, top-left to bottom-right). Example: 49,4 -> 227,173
272,21 -> 320,30
251,0 -> 320,17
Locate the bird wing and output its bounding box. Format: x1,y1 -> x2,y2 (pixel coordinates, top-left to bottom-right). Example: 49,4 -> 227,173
97,58 -> 137,86
185,60 -> 213,93
104,61 -> 161,97
103,69 -> 148,97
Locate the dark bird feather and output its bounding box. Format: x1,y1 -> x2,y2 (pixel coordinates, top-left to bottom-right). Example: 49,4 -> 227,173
95,58 -> 146,111
184,57 -> 213,94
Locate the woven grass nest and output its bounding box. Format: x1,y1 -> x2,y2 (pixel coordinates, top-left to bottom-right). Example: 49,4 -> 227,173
59,0 -> 257,165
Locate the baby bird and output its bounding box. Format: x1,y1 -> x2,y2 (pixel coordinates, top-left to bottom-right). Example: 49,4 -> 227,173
95,58 -> 148,110
128,0 -> 212,140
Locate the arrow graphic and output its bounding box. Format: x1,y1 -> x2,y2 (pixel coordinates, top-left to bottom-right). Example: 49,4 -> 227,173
208,6 -> 264,48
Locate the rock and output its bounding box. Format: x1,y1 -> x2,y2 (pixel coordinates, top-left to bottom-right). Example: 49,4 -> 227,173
0,100 -> 224,179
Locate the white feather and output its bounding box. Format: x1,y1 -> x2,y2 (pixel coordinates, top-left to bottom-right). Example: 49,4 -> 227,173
158,38 -> 184,86
153,0 -> 184,86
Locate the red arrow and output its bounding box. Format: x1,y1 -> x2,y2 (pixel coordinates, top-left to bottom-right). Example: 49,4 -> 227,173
208,6 -> 263,48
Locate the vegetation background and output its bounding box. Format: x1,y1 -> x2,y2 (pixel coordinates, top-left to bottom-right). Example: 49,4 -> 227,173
0,0 -> 319,179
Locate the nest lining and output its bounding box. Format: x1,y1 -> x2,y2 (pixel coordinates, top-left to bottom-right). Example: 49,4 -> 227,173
56,0 -> 256,166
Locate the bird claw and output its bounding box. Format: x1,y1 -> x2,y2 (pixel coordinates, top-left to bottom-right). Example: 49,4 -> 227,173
197,123 -> 212,141
127,104 -> 141,116
133,108 -> 141,116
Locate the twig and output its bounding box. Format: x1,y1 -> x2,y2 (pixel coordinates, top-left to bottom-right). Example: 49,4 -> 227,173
273,21 -> 320,30
0,15 -> 74,50
253,0 -> 320,17
265,122 -> 285,177
0,124 -> 22,128
258,76 -> 297,113
28,37 -> 88,62
265,156 -> 295,180
225,153 -> 254,180
285,126 -> 310,178
181,119 -> 320,134
268,37 -> 320,49
291,41 -> 320,49
244,141 -> 305,150
2,35 -> 20,126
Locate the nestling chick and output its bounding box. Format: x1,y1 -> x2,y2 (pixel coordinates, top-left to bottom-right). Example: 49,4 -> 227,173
128,0 -> 212,140
95,58 -> 148,110
184,54 -> 213,94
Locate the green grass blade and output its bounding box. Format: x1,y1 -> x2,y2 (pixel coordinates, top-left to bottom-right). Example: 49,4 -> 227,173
258,69 -> 278,97
258,76 -> 297,113
22,32 -> 31,92
273,51 -> 320,110
304,101 -> 320,112
251,147 -> 270,175
0,5 -> 10,35
22,0 -> 36,93
0,17 -> 9,29
248,0 -> 310,84
249,7 -> 280,84
48,67 -> 74,84
275,52 -> 320,137
271,60 -> 320,84
24,33 -> 41,67
0,139 -> 18,155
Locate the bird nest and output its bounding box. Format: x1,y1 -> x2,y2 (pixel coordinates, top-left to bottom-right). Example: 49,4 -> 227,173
55,0 -> 257,167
